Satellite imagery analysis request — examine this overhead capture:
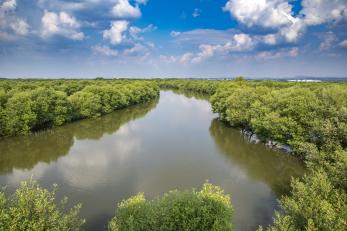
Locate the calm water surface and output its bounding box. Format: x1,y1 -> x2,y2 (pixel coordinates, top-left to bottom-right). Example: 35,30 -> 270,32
0,91 -> 305,231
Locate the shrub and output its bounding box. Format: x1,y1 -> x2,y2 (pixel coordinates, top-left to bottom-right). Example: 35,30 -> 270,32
108,183 -> 233,231
264,170 -> 347,231
0,180 -> 85,231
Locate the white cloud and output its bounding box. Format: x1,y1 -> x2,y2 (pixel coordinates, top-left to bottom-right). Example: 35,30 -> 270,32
192,8 -> 201,18
301,0 -> 347,26
179,52 -> 194,64
170,31 -> 181,37
256,47 -> 299,59
10,18 -> 29,35
124,43 -> 150,57
2,0 -> 16,10
37,0 -> 88,12
0,0 -> 29,40
262,34 -> 277,45
111,0 -> 141,18
320,32 -> 337,51
191,44 -> 217,64
170,33 -> 256,64
278,19 -> 305,42
92,45 -> 118,56
41,10 -> 84,40
227,33 -> 255,51
103,20 -> 129,45
129,24 -> 156,40
223,0 -> 295,28
338,39 -> 347,47
160,55 -> 177,64
223,0 -> 347,45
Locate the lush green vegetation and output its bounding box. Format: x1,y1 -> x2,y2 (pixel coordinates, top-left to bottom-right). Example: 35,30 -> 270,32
1,181 -> 232,231
108,183 -> 233,231
1,78 -> 346,230
160,79 -> 347,231
0,80 -> 159,137
0,180 -> 84,231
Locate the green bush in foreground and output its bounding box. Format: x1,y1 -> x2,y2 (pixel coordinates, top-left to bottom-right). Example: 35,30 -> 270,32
108,183 -> 233,231
0,180 -> 85,231
262,169 -> 347,231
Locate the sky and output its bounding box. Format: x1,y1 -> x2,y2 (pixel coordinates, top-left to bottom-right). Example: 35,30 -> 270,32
0,0 -> 347,78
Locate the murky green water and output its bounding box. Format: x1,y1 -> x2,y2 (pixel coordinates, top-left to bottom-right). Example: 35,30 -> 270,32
0,91 -> 305,231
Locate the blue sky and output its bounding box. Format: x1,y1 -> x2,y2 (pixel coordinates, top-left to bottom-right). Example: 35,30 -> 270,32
1,0 -> 347,78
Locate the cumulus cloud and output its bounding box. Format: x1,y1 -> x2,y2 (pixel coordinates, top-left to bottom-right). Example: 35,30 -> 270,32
191,44 -> 217,64
103,20 -> 129,45
92,45 -> 118,56
223,0 -> 295,28
2,0 -> 16,10
226,33 -> 255,51
111,0 -> 142,18
0,0 -> 29,40
41,10 -> 84,40
301,0 -> 347,26
278,19 -> 305,43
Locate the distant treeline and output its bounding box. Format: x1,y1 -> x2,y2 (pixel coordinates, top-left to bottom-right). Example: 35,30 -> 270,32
158,78 -> 347,231
0,80 -> 159,137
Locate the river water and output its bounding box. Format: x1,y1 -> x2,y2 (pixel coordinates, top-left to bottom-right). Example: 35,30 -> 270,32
0,91 -> 305,231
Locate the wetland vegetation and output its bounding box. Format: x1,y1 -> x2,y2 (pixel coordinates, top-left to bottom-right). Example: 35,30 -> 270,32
0,78 -> 346,230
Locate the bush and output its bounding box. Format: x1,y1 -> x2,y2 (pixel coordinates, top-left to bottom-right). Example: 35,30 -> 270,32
108,183 -> 233,231
0,180 -> 85,231
264,170 -> 347,231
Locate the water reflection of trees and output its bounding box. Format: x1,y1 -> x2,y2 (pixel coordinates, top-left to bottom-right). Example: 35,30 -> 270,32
209,118 -> 305,197
0,99 -> 159,174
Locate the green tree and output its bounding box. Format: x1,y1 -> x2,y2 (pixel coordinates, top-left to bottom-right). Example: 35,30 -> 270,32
30,87 -> 70,129
3,92 -> 36,136
68,91 -> 102,119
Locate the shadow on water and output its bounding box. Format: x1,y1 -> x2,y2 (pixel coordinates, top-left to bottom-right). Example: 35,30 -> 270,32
209,118 -> 306,197
0,98 -> 159,175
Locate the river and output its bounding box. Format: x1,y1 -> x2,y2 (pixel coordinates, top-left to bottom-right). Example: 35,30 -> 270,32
0,90 -> 305,231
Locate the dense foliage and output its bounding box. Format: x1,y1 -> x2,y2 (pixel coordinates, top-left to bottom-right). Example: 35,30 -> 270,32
0,180 -> 84,231
108,183 -> 233,231
0,80 -> 159,137
160,79 -> 347,231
